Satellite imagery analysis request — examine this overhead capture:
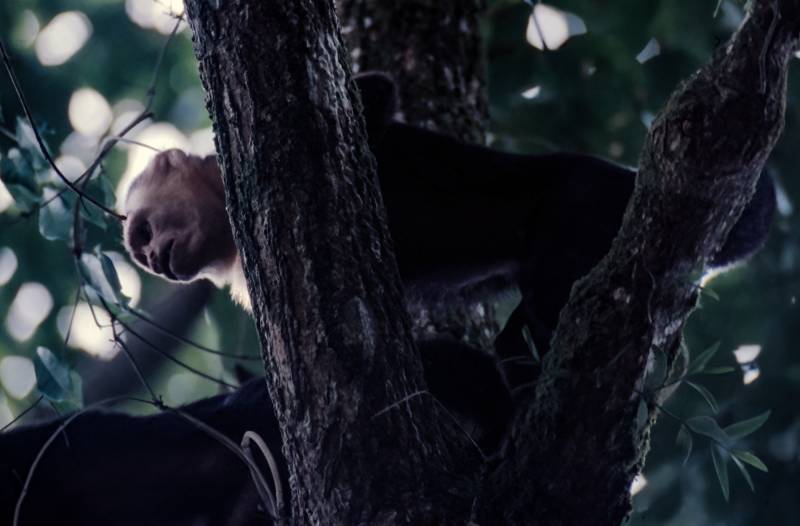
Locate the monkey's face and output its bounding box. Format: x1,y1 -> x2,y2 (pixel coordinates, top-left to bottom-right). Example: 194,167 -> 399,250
123,149 -> 237,285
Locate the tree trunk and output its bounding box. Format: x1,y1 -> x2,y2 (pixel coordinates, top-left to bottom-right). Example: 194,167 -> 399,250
338,0 -> 488,144
4,1 -> 794,525
184,0 -> 477,523
484,2 -> 800,524
339,0 -> 499,352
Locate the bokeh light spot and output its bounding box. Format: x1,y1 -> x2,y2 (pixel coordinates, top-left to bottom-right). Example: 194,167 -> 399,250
0,248 -> 19,286
5,282 -> 54,342
69,88 -> 113,138
35,11 -> 92,66
0,356 -> 36,400
526,4 -> 586,51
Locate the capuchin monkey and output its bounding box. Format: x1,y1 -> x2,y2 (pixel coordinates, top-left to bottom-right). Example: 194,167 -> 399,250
122,72 -> 775,399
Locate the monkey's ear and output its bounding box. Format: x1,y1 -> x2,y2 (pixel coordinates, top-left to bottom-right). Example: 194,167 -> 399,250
353,71 -> 398,143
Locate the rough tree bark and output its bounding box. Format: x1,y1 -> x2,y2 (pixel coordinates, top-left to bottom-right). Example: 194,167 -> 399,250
185,0 -> 478,523
338,0 -> 488,143
339,0 -> 499,351
2,2 -> 798,525
484,2 -> 800,524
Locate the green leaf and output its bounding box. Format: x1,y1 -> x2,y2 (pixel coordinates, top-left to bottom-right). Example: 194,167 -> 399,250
711,445 -> 730,501
97,172 -> 117,208
98,250 -> 126,301
79,174 -> 116,230
732,450 -> 768,472
686,380 -> 719,413
79,251 -> 126,306
1,150 -> 41,211
687,341 -> 721,375
676,425 -> 693,465
702,366 -> 735,375
686,415 -> 730,445
731,454 -> 755,492
724,411 -> 771,440
15,117 -> 48,174
68,371 -> 84,407
33,347 -> 73,402
4,182 -> 40,212
38,187 -> 75,242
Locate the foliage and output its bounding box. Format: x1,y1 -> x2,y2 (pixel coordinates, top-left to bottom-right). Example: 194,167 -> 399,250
0,0 -> 797,524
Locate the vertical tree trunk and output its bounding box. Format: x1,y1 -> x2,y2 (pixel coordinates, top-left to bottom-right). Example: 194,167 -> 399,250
184,0 -> 477,523
338,0 -> 488,144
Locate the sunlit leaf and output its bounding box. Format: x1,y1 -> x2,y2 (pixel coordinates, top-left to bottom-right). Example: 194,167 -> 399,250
724,411 -> 771,440
732,450 -> 768,472
1,150 -> 41,211
98,249 -> 127,303
97,172 -> 117,208
3,183 -> 40,212
686,380 -> 719,413
711,445 -> 730,501
38,187 -> 75,241
79,174 -> 116,230
33,347 -> 73,402
15,117 -> 48,173
79,251 -> 127,306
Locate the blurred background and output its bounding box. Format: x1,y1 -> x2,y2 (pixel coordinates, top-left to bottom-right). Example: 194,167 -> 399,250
0,1 -> 797,524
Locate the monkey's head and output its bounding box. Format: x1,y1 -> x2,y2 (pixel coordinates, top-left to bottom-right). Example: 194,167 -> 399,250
122,149 -> 238,287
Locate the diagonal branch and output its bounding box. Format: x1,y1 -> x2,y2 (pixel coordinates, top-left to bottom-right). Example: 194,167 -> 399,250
487,2 -> 800,523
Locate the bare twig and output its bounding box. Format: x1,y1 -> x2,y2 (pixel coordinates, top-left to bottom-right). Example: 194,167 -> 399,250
0,39 -> 124,219
0,395 -> 44,433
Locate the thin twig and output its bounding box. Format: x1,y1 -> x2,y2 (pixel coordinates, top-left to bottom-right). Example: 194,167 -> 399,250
0,395 -> 43,433
124,307 -> 262,361
0,38 -> 124,219
242,430 -> 285,522
13,396 -> 130,526
116,317 -> 239,390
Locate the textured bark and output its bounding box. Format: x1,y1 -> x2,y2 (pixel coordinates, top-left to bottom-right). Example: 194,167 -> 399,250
184,1 -> 477,524
338,0 -> 488,144
485,3 -> 800,524
339,0 -> 498,351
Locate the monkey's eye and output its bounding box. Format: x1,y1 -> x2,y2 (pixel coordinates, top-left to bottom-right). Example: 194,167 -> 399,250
130,219 -> 153,248
140,222 -> 152,244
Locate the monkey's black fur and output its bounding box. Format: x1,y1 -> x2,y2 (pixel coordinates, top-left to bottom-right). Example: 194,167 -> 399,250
0,73 -> 775,525
360,72 -> 775,387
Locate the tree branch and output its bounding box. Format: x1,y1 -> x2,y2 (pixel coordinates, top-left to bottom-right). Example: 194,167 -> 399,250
487,2 -> 800,523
